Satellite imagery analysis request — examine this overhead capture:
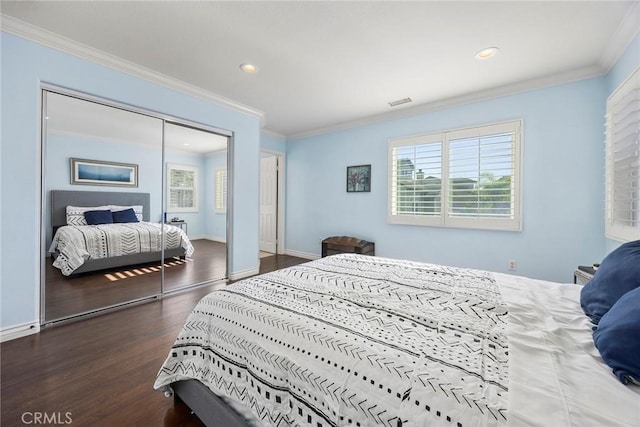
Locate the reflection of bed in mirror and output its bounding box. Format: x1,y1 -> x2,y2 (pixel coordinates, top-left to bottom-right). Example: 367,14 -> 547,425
49,190 -> 193,276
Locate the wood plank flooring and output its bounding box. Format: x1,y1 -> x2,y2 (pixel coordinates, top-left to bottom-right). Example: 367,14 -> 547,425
1,253 -> 309,427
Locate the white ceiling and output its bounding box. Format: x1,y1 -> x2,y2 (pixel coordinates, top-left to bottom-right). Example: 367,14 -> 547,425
2,1 -> 639,137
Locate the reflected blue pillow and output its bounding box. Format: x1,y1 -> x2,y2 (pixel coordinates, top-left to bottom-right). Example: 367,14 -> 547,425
580,240 -> 640,324
112,208 -> 139,223
83,209 -> 113,225
593,286 -> 640,385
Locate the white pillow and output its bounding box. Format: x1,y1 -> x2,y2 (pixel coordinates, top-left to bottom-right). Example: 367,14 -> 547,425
66,205 -> 111,226
109,205 -> 144,222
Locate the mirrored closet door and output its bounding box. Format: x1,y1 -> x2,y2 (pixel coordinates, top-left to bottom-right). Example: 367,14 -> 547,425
41,89 -> 229,324
163,122 -> 229,292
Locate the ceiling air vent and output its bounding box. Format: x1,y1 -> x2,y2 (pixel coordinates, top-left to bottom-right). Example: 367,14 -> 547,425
388,97 -> 412,107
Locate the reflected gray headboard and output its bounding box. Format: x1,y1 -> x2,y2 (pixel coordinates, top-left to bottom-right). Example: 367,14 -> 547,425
51,190 -> 151,228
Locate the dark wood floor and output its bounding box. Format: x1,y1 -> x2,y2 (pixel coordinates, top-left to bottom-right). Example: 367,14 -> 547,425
45,239 -> 227,321
1,253 -> 309,427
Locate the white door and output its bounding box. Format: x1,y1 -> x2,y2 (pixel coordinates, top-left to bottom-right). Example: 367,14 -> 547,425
259,155 -> 278,253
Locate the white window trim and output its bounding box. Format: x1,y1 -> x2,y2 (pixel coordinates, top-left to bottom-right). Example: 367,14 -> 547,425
166,163 -> 199,213
388,120 -> 522,231
605,66 -> 640,242
215,166 -> 227,213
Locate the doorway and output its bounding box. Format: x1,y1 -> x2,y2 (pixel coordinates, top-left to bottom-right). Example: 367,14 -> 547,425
259,150 -> 284,257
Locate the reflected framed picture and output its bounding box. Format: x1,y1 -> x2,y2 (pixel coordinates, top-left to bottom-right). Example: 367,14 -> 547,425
346,164 -> 371,193
70,158 -> 138,187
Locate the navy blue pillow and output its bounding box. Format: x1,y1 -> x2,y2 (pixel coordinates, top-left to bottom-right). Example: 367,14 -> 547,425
580,240 -> 640,324
593,286 -> 640,385
83,209 -> 113,225
112,208 -> 139,223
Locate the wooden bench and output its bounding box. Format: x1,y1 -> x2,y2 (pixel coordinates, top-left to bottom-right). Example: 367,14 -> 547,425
321,236 -> 375,257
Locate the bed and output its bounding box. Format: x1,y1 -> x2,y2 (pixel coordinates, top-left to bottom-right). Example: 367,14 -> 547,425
49,190 -> 194,276
154,253 -> 640,427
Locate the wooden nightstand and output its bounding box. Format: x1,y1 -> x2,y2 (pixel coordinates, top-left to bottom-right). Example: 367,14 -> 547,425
574,265 -> 596,285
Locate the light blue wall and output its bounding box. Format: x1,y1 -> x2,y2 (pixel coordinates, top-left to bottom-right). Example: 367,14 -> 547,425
261,132 -> 287,153
44,133 -> 164,245
0,32 -> 261,329
47,135 -> 220,243
603,35 -> 640,254
286,78 -> 607,283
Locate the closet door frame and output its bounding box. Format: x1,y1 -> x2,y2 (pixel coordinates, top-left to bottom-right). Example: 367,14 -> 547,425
39,84 -> 233,325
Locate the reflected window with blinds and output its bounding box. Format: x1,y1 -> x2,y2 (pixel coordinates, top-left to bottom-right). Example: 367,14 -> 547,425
215,167 -> 227,213
388,120 -> 522,231
167,163 -> 199,212
606,67 -> 640,242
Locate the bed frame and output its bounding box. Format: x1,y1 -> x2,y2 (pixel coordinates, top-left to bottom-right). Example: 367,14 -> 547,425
171,380 -> 252,427
50,190 -> 186,275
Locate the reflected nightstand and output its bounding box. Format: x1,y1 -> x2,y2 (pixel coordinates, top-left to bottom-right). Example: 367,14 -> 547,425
165,220 -> 187,234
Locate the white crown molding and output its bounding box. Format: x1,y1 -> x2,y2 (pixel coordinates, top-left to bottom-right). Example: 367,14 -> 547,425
261,128 -> 287,139
599,1 -> 640,73
288,64 -> 604,140
0,14 -> 266,126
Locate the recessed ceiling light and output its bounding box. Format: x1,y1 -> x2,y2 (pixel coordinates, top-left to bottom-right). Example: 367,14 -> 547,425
183,143 -> 190,146
475,47 -> 499,60
240,63 -> 258,73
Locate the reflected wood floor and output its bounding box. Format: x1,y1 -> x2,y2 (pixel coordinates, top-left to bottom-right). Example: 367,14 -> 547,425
1,253 -> 309,427
45,239 -> 227,321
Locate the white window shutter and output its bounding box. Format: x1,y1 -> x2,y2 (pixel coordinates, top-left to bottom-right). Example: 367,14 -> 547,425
167,163 -> 199,213
388,120 -> 522,231
606,67 -> 640,242
215,168 -> 227,212
446,122 -> 520,230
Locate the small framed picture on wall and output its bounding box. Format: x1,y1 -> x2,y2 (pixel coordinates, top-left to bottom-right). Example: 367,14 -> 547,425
346,164 -> 371,193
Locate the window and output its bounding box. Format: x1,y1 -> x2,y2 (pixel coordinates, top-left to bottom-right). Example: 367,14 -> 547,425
388,120 -> 522,231
605,67 -> 640,242
167,163 -> 199,212
215,167 -> 227,213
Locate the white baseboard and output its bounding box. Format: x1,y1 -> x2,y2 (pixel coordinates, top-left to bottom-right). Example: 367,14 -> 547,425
191,235 -> 226,243
0,321 -> 40,343
284,249 -> 321,260
206,236 -> 227,243
230,266 -> 260,281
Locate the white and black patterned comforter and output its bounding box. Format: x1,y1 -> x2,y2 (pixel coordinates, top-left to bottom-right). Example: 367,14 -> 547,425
155,254 -> 508,427
50,222 -> 194,276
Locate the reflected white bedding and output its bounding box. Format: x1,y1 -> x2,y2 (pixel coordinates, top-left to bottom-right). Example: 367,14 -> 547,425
49,222 -> 194,276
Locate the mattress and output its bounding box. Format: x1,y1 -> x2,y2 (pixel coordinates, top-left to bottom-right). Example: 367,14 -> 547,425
49,222 -> 194,276
155,254 -> 640,426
